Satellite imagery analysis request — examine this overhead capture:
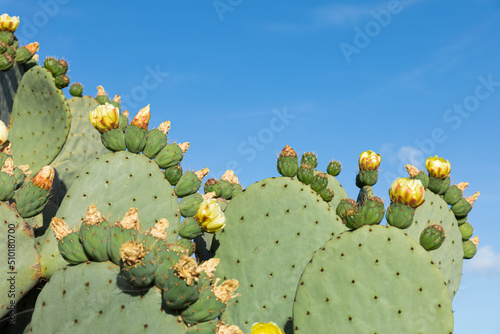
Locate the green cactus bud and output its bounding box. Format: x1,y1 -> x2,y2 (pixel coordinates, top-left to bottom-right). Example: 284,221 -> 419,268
54,75 -> 70,89
343,207 -> 365,230
318,187 -> 334,202
277,145 -> 298,177
164,164 -> 183,186
179,193 -> 203,218
0,41 -> 6,53
43,57 -> 57,71
179,217 -> 203,239
463,237 -> 478,259
124,124 -> 147,153
120,241 -> 157,287
48,59 -> 68,77
69,82 -> 84,97
100,128 -> 126,152
297,163 -> 314,185
161,255 -> 202,310
459,222 -> 473,241
327,160 -> 342,176
0,53 -> 13,71
419,224 -> 446,251
359,197 -> 385,225
0,31 -> 14,46
204,178 -> 222,197
14,46 -> 32,63
427,175 -> 450,195
219,180 -> 233,199
451,192 -> 479,217
79,205 -> 110,262
143,123 -> 168,159
13,166 -> 26,189
310,172 -> 328,193
336,198 -> 357,220
156,142 -> 188,169
51,218 -> 90,264
4,45 -> 15,58
385,201 -> 415,229
154,247 -> 186,289
175,168 -> 208,198
356,169 -> 378,187
14,172 -> 53,218
300,152 -> 318,169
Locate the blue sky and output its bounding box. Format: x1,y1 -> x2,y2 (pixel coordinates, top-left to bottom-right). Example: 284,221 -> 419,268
6,0 -> 500,332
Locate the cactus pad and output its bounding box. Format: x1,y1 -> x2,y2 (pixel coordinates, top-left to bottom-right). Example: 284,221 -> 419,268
293,225 -> 454,334
38,151 -> 181,278
214,177 -> 347,333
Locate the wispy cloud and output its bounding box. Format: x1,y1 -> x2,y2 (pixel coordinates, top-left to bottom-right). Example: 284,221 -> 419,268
464,246 -> 500,276
379,143 -> 424,169
313,4 -> 373,27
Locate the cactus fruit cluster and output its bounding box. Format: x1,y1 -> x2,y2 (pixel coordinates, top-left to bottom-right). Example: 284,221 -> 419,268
0,13 -> 485,334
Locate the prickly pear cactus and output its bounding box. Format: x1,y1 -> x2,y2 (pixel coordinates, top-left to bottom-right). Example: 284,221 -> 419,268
27,262 -> 186,334
0,203 -> 41,319
0,63 -> 24,124
9,66 -> 70,173
293,225 -> 454,334
213,176 -> 347,333
38,151 -> 181,278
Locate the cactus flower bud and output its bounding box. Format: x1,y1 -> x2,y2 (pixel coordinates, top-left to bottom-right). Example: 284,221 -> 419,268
0,120 -> 8,145
32,166 -> 55,191
389,177 -> 425,208
0,14 -> 20,32
425,156 -> 451,179
195,199 -> 226,233
251,322 -> 285,334
130,104 -> 151,129
359,150 -> 381,170
89,103 -> 120,133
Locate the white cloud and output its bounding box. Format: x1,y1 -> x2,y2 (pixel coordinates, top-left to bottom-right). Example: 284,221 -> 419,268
313,4 -> 373,27
397,146 -> 425,169
464,246 -> 500,276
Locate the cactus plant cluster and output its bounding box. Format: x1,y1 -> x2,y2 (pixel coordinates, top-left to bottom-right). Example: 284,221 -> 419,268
0,13 -> 485,334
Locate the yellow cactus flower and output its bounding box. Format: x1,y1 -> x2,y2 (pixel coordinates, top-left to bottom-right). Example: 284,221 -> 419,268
425,156 -> 451,179
89,103 -> 120,133
195,199 -> 226,233
389,177 -> 425,208
32,166 -> 55,191
0,120 -> 8,145
359,150 -> 381,170
0,14 -> 20,32
130,104 -> 151,129
251,322 -> 285,334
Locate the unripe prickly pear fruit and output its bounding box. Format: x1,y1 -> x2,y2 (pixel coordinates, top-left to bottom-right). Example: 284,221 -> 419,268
359,196 -> 385,225
0,53 -> 13,71
452,192 -> 480,217
51,217 -> 90,264
54,75 -> 70,89
277,145 -> 298,177
119,110 -> 129,131
95,85 -> 110,104
420,224 -> 446,251
69,82 -> 83,97
443,182 -> 468,206
318,187 -> 334,202
327,160 -> 341,176
459,222 -> 473,241
204,178 -> 222,197
300,152 -> 318,169
165,164 -> 183,186
0,158 -> 16,200
156,142 -> 188,169
79,204 -> 110,262
463,236 -> 479,259
336,198 -> 356,221
297,163 -> 313,185
179,217 -> 203,239
175,168 -> 209,198
385,201 -> 415,229
125,105 -> 151,153
162,255 -> 202,309
15,42 -> 38,63
14,166 -> 54,218
179,193 -> 203,218
120,241 -> 157,287
310,172 -> 328,193
143,121 -> 169,159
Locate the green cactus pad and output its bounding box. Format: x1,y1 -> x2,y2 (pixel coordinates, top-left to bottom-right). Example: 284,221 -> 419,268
293,225 -> 454,334
38,151 -> 181,279
28,262 -> 186,334
402,190 -> 464,300
51,96 -> 109,204
214,177 -> 347,333
9,67 -> 70,173
0,62 -> 24,125
0,203 -> 41,319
